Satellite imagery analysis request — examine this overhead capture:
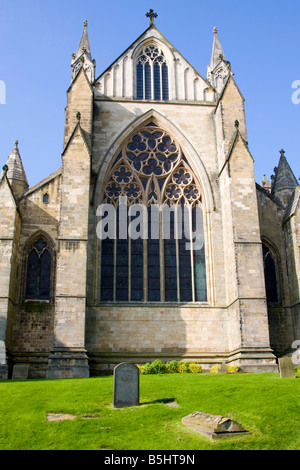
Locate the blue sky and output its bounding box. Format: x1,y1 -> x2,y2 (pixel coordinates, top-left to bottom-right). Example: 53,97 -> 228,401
0,0 -> 299,187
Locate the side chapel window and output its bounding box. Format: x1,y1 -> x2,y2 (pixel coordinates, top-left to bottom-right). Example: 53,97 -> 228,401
136,46 -> 169,101
25,237 -> 52,301
99,123 -> 207,303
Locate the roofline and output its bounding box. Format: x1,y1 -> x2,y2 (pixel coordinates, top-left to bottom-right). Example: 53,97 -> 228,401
20,167 -> 62,200
95,24 -> 153,81
218,129 -> 252,178
0,169 -> 21,215
214,74 -> 245,113
256,182 -> 285,210
94,24 -> 213,90
68,64 -> 94,93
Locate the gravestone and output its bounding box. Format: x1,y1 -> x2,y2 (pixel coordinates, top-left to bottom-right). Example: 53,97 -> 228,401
278,357 -> 295,378
113,362 -> 139,408
12,363 -> 29,380
182,412 -> 251,439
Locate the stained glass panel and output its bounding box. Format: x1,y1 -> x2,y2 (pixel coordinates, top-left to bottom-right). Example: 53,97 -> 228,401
136,63 -> 143,100
164,213 -> 178,302
162,64 -> 169,101
131,237 -> 144,301
25,249 -> 39,299
39,250 -> 52,300
154,62 -> 161,101
148,208 -> 160,301
145,62 -> 151,100
100,239 -> 114,301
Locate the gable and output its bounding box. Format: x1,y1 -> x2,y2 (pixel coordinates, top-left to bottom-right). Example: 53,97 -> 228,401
94,25 -> 214,102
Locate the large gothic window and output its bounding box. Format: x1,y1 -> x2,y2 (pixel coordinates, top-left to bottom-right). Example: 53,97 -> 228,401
25,237 -> 52,301
136,46 -> 169,101
99,123 -> 207,303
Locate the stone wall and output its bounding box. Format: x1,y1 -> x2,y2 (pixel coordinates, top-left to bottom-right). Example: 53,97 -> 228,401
86,305 -> 229,374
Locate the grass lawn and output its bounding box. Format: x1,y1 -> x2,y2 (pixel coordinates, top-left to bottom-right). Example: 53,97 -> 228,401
0,372 -> 300,450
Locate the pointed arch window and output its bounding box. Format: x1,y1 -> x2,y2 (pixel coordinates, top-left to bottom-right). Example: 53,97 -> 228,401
99,123 -> 207,303
136,46 -> 169,101
25,237 -> 53,301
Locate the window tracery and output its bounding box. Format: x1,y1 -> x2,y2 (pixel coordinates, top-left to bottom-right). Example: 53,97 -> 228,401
100,123 -> 207,303
136,46 -> 169,101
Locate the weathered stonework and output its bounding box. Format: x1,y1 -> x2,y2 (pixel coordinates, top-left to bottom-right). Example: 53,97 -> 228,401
0,18 -> 299,379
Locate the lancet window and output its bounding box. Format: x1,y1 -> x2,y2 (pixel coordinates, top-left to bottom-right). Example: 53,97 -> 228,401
136,46 -> 169,101
99,123 -> 207,303
25,237 -> 53,301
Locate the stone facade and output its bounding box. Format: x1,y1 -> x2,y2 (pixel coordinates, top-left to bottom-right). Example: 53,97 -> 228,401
0,18 -> 299,379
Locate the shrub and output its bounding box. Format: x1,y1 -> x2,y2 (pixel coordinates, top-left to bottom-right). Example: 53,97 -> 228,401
137,365 -> 146,374
144,362 -> 153,374
210,364 -> 240,374
143,360 -> 166,374
210,365 -> 220,374
189,363 -> 203,374
151,359 -> 166,374
165,360 -> 180,373
177,362 -> 189,373
138,360 -> 202,375
228,365 -> 239,374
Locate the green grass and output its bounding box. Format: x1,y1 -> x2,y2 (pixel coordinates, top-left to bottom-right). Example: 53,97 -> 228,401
0,373 -> 300,450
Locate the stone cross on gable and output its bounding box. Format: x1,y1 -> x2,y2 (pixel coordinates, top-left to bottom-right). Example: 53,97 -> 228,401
280,149 -> 285,157
146,9 -> 158,25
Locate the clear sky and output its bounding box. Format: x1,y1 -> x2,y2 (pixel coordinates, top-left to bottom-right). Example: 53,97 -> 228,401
0,0 -> 299,187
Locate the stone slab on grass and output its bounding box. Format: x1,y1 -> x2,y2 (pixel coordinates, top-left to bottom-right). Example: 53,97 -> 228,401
182,411 -> 251,439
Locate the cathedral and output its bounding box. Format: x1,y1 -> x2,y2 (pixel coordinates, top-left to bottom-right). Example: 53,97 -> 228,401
0,12 -> 299,379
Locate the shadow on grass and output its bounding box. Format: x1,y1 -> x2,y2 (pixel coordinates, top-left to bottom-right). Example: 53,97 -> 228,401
140,398 -> 176,405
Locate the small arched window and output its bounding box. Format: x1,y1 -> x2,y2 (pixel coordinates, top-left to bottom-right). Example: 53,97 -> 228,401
25,237 -> 52,301
43,193 -> 49,204
136,46 -> 169,101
